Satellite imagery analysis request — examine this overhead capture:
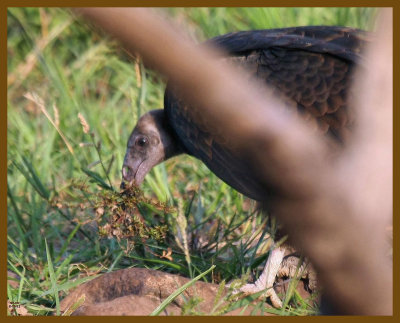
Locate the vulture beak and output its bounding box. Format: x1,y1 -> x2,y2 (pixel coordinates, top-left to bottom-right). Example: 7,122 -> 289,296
121,154 -> 148,187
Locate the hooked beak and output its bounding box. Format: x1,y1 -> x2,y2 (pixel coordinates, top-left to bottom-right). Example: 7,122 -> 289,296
121,157 -> 147,188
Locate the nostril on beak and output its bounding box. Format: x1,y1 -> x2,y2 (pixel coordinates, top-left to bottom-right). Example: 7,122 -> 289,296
122,165 -> 132,180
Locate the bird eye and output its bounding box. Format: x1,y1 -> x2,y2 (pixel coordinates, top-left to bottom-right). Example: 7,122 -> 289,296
135,136 -> 148,147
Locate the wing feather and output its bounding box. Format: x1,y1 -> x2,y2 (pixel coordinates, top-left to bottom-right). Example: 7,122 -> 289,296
164,26 -> 369,200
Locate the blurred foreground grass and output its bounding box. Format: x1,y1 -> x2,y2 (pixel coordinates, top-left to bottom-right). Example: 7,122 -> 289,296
7,7 -> 376,315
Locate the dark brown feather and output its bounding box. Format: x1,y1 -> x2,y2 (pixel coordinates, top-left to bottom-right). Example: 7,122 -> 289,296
164,26 -> 370,201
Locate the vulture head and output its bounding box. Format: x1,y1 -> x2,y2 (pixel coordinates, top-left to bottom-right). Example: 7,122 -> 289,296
122,109 -> 183,185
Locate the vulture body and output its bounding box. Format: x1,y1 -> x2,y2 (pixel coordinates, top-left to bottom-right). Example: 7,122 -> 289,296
163,26 -> 367,201
122,26 -> 368,307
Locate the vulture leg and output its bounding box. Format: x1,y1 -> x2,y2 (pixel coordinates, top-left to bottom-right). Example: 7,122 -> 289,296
239,247 -> 286,308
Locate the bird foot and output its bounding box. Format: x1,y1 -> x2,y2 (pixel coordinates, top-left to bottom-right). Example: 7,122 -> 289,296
238,282 -> 283,308
228,247 -> 286,308
277,254 -> 318,292
226,248 -> 318,308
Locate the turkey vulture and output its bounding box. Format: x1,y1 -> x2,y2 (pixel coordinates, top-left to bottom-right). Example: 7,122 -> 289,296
121,26 -> 369,307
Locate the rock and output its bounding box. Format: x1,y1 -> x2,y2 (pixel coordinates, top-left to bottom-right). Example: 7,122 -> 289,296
60,267 -> 279,315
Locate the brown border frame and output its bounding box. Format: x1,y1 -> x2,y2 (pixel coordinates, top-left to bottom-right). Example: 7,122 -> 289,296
3,1 -> 398,321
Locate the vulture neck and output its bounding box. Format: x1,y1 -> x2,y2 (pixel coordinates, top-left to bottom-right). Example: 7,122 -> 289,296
164,134 -> 186,160
156,109 -> 187,160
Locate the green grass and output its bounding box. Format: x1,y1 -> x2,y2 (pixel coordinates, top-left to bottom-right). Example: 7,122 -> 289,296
7,7 -> 376,316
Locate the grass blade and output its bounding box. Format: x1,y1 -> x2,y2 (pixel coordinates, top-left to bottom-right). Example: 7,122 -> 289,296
12,156 -> 50,200
81,167 -> 113,190
150,265 -> 215,316
45,238 -> 60,315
